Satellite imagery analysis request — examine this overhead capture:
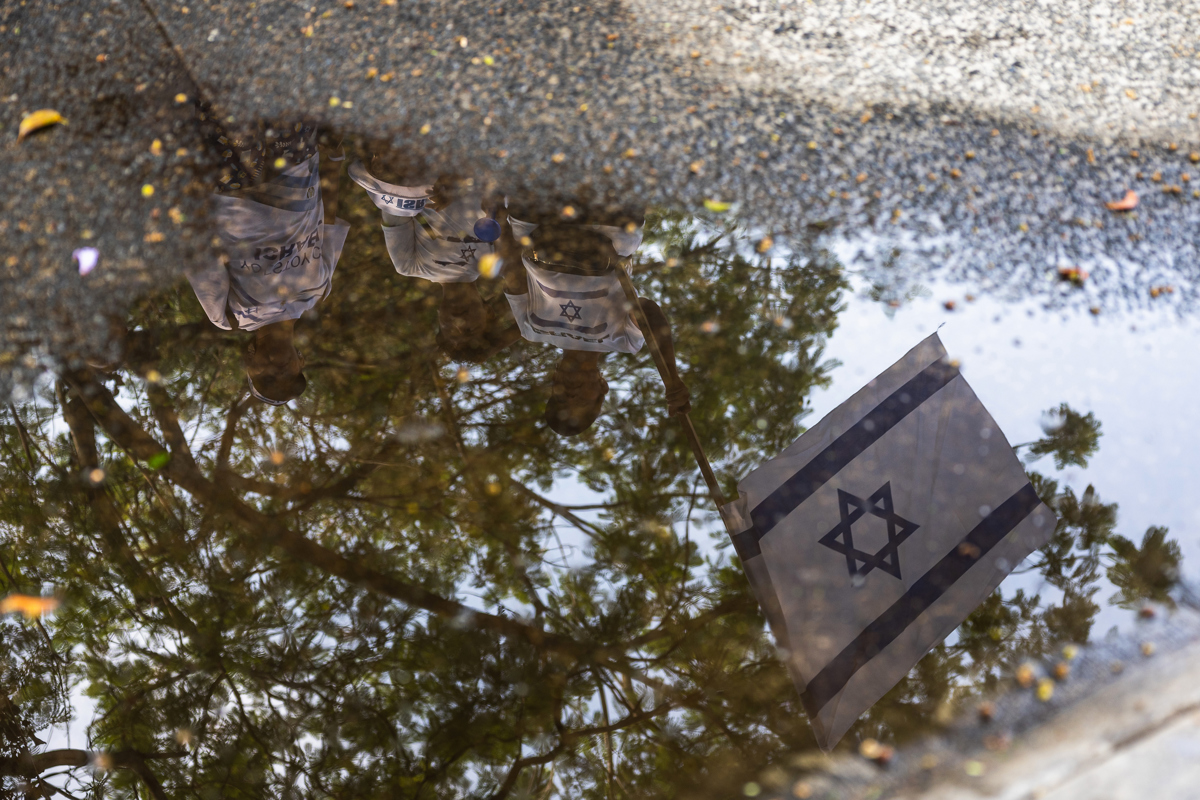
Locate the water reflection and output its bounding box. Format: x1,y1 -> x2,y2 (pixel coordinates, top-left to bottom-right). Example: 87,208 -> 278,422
0,120 -> 1188,799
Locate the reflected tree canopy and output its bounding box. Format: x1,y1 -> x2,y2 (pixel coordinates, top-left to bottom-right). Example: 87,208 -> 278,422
0,186 -> 1183,799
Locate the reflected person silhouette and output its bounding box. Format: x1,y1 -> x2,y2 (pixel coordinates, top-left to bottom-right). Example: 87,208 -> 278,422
185,114 -> 350,405
499,201 -> 690,435
348,158 -> 519,362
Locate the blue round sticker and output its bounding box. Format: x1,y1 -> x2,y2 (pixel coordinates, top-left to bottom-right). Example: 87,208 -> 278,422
473,217 -> 501,242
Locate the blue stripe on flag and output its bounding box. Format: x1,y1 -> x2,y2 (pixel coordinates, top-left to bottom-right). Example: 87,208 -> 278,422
731,358 -> 960,561
534,279 -> 611,300
529,313 -> 609,334
798,482 -> 1042,717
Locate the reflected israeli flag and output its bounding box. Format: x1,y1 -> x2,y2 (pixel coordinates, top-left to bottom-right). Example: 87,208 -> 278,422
720,334 -> 1055,750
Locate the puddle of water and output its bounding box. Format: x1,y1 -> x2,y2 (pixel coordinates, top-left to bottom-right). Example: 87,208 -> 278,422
1,114 -> 1195,799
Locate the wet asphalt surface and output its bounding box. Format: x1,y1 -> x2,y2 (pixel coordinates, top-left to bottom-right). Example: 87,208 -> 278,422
2,0 -> 1199,395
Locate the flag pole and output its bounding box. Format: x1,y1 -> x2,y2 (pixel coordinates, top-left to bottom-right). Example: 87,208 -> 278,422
614,264 -> 728,507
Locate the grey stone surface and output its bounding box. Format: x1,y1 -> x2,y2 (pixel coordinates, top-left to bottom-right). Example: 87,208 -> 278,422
750,598 -> 1200,799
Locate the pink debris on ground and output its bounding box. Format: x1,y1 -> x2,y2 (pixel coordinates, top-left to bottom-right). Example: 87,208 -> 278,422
73,247 -> 99,276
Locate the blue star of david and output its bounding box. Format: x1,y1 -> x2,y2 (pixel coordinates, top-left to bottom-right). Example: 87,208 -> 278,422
559,301 -> 583,322
818,482 -> 919,580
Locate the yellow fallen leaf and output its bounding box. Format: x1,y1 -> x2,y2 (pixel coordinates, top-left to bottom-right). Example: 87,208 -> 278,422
1015,663 -> 1035,687
18,109 -> 67,141
1105,189 -> 1138,211
478,253 -> 500,278
0,594 -> 59,619
704,199 -> 731,212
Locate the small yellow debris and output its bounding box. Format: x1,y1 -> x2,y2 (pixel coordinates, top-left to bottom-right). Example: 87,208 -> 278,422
176,147 -> 188,157
302,24 -> 314,36
1151,170 -> 1162,182
551,152 -> 566,163
144,231 -> 165,243
1016,663 -> 1035,687
807,140 -> 818,150
965,150 -> 975,159
141,184 -> 155,198
478,253 -> 500,278
756,236 -> 773,253
964,760 -> 985,777
17,109 -> 67,141
1141,642 -> 1156,657
0,594 -> 59,620
950,168 -> 962,178
485,480 -> 502,496
858,738 -> 888,761
366,67 -> 378,78
380,71 -> 395,81
484,55 -> 495,65
1036,678 -> 1054,701
689,160 -> 703,174
1191,152 -> 1200,163
1062,644 -> 1079,661
792,780 -> 813,798
168,207 -> 184,224
96,53 -> 108,63
623,148 -> 636,158
1086,148 -> 1095,165
419,124 -> 431,135
578,102 -> 588,111
690,50 -> 700,58
860,111 -> 873,124
1105,189 -> 1139,211
856,172 -> 867,183
704,199 -> 731,212
150,138 -> 163,155
174,93 -> 188,103
1052,662 -> 1070,680
329,96 -> 341,107
858,738 -> 895,765
1125,89 -> 1138,99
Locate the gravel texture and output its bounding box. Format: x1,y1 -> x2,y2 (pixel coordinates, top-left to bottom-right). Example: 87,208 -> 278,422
3,0 -> 1200,395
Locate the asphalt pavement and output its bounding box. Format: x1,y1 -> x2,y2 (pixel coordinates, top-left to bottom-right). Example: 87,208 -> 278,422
3,0 -> 1199,395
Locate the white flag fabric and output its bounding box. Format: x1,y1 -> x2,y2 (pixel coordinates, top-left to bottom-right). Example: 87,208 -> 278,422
719,333 -> 1055,750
